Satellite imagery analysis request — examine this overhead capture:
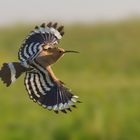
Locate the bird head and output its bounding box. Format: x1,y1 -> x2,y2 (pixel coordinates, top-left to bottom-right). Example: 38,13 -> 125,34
35,45 -> 79,68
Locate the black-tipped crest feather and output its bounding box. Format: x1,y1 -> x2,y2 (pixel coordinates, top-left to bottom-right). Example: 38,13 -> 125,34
47,22 -> 52,27
53,23 -> 58,28
41,23 -> 46,28
57,26 -> 64,32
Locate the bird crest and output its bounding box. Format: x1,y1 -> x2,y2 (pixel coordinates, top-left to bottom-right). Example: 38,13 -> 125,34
0,22 -> 80,114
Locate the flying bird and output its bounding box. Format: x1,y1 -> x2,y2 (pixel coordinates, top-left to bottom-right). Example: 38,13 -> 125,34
0,22 -> 80,114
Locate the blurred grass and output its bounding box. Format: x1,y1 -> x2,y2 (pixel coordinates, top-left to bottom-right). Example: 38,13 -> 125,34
0,20 -> 140,140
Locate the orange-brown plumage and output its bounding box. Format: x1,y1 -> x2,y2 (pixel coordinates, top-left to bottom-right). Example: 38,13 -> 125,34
0,22 -> 80,114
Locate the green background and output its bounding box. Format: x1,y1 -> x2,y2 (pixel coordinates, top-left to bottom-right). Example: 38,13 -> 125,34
0,20 -> 140,140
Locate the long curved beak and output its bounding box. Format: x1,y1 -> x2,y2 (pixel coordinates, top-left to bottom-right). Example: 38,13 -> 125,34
63,50 -> 79,54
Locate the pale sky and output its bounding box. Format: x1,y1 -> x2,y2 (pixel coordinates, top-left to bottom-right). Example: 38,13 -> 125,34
0,0 -> 140,25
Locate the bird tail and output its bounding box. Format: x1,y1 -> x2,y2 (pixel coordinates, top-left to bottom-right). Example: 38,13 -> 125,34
0,62 -> 28,87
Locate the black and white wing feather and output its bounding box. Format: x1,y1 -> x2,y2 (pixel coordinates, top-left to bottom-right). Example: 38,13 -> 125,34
24,61 -> 80,114
18,22 -> 64,63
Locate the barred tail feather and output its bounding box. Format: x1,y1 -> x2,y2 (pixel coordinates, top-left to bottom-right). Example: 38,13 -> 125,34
0,62 -> 27,87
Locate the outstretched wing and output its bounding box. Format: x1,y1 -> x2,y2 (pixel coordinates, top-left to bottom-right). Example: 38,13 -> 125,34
24,68 -> 80,114
18,22 -> 64,62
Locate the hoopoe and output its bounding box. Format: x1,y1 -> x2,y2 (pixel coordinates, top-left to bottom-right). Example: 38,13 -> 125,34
0,22 -> 80,114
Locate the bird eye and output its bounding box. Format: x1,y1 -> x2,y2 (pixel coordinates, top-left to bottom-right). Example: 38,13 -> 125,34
47,47 -> 52,50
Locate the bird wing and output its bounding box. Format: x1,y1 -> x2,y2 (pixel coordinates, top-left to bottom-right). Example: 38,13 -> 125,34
24,64 -> 80,114
18,22 -> 64,63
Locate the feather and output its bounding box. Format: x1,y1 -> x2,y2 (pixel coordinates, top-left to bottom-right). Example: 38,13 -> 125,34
24,64 -> 80,113
18,22 -> 64,62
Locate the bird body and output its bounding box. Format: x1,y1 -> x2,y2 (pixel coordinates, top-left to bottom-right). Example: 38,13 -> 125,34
0,22 -> 80,113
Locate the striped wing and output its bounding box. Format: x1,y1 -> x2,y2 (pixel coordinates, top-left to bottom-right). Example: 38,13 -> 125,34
25,70 -> 80,113
18,22 -> 64,62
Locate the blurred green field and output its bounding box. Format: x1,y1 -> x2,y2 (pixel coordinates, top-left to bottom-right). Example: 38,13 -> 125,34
0,20 -> 140,140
